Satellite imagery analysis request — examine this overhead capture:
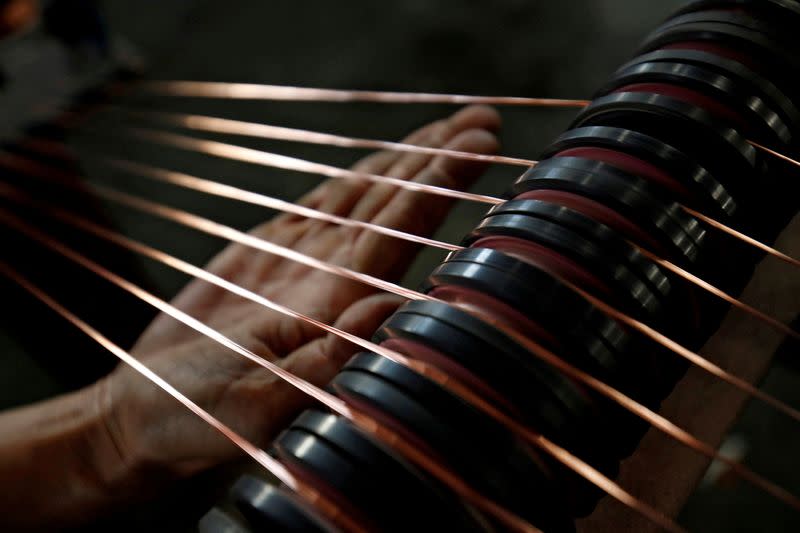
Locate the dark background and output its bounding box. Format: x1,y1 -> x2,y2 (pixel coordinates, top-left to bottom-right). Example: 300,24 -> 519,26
1,0 -> 799,531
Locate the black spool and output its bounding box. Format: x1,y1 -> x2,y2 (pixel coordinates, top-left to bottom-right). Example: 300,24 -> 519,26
274,410 -> 487,533
541,125 -> 738,218
599,60 -> 790,145
375,300 -> 594,436
616,48 -> 800,133
332,352 -> 577,530
230,475 -> 339,532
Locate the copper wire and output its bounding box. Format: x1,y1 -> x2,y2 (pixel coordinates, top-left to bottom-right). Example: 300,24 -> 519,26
101,157 -> 799,344
17,128 -> 800,274
103,158 -> 462,251
750,139 -> 800,168
638,247 -> 800,343
143,81 -> 591,108
0,152 -> 432,302
114,125 -> 800,278
99,185 -> 435,302
83,179 -> 800,351
3,65 -> 797,529
126,127 -> 504,205
1,151 -> 796,428
681,204 -> 800,269
474,304 -> 800,511
0,181 -> 791,527
120,109 -> 537,167
3,145 -> 798,516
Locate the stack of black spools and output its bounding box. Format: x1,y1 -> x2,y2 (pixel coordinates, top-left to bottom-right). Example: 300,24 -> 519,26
202,1 -> 800,531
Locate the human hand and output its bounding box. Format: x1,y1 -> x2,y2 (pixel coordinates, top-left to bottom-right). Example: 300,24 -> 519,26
94,105 -> 500,482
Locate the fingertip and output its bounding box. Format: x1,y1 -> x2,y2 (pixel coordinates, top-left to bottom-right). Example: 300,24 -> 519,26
432,128 -> 500,180
334,292 -> 405,332
447,127 -> 500,153
448,104 -> 502,133
323,293 -> 404,362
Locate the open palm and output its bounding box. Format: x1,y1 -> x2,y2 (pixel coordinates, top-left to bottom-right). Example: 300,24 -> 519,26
96,106 -> 500,478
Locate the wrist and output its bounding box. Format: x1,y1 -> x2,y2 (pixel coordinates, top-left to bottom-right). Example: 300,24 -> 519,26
0,380 -> 155,529
84,374 -> 176,502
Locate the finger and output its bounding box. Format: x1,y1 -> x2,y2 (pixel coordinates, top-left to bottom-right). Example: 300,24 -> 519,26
308,119 -> 436,217
287,149 -> 399,215
353,127 -> 499,279
347,105 -> 501,223
223,293 -> 402,441
277,293 -> 404,385
314,105 -> 498,217
383,105 -> 501,182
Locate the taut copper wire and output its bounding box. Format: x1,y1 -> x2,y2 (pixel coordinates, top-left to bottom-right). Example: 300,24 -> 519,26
0,262 -> 368,533
0,180 -> 790,526
143,81 -> 592,108
126,127 -> 505,205
1,151 -> 797,429
474,303 -> 800,512
120,109 -> 538,167
103,158 -> 462,251
637,247 -> 800,343
750,139 -> 800,168
0,151 -> 433,302
0,203 -> 684,533
120,127 -> 800,272
681,205 -> 800,269
98,158 -> 800,343
17,124 -> 800,272
85,176 -> 800,353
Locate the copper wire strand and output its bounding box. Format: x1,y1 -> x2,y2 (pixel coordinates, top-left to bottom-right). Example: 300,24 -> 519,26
750,139 -> 800,168
102,158 -> 462,252
19,132 -> 800,284
116,127 -> 800,273
0,151 -> 432,302
98,158 -> 800,343
20,126 -> 800,275
0,262 -> 369,533
129,80 -> 800,177
3,146 -> 798,511
0,198 -> 682,533
118,109 -> 538,167
637,246 -> 800,343
681,204 -> 800,269
474,303 -> 800,511
3,147 -> 799,427
0,210 -> 547,533
142,81 -> 591,108
0,179 -> 794,527
1,150 -> 797,426
125,127 -> 504,204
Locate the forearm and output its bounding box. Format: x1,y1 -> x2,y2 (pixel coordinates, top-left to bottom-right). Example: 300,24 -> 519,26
0,382 -> 133,530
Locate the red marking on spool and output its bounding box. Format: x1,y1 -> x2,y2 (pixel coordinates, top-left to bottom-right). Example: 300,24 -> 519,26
514,189 -> 670,256
661,41 -> 756,69
554,147 -> 691,199
380,338 -> 519,414
428,284 -> 559,348
613,82 -> 746,127
333,388 -> 448,465
273,450 -> 375,532
470,234 -> 613,296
